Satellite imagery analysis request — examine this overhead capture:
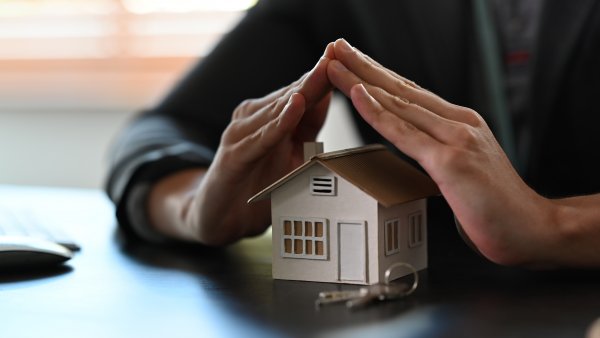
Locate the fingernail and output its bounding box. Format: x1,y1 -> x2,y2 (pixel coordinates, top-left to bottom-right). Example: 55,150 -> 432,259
338,38 -> 353,52
322,42 -> 334,57
354,83 -> 369,97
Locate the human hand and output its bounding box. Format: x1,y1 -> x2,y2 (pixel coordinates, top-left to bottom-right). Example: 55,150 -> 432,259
327,39 -> 559,266
182,44 -> 336,246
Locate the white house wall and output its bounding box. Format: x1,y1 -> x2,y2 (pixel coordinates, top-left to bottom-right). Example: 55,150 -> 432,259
377,199 -> 428,282
271,164 -> 378,284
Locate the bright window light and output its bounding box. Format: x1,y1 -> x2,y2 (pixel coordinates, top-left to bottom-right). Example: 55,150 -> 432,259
0,1 -> 117,17
0,0 -> 256,59
123,0 -> 257,14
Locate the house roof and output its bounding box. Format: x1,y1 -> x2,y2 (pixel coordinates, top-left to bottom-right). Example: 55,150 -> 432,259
248,144 -> 440,207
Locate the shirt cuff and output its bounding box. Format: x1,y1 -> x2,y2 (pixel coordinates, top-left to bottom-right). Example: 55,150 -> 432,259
125,182 -> 171,243
107,143 -> 214,243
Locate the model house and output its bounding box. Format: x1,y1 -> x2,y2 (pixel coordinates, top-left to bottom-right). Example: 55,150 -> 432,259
248,143 -> 439,285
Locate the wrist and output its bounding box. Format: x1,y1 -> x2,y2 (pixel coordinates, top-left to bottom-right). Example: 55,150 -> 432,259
529,197 -> 566,268
526,196 -> 590,268
545,197 -> 588,267
124,182 -> 172,243
502,194 -> 563,269
147,168 -> 207,242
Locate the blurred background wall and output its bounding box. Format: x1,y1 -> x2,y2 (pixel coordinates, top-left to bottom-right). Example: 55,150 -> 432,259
0,0 -> 360,189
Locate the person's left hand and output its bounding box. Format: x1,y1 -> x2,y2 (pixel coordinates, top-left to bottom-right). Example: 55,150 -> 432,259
326,38 -> 559,266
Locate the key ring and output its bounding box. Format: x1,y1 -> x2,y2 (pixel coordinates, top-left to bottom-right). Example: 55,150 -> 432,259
384,262 -> 419,296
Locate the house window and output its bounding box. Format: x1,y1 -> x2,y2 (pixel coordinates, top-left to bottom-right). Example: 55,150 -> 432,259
408,211 -> 424,248
310,176 -> 336,196
281,218 -> 327,259
384,218 -> 400,256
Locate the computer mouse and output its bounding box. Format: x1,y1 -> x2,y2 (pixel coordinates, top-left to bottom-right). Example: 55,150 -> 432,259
0,236 -> 73,269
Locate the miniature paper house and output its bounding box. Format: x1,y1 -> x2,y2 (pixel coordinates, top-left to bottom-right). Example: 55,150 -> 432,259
248,143 -> 439,285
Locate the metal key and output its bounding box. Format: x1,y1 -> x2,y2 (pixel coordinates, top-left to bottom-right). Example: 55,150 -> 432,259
346,282 -> 410,309
315,289 -> 367,307
315,262 -> 419,310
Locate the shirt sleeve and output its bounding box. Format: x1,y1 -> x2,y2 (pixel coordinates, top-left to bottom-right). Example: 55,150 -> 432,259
104,0 -> 329,241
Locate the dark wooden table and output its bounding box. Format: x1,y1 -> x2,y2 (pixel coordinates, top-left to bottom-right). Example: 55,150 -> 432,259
1,185 -> 598,338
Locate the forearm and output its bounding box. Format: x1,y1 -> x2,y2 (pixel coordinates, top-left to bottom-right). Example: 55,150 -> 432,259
144,54 -> 334,246
550,194 -> 600,267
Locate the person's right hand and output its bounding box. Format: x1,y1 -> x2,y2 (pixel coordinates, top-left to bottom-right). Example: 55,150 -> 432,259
326,39 -> 559,266
149,45 -> 335,246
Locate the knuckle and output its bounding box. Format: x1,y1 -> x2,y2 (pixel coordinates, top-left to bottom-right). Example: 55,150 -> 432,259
380,117 -> 415,137
358,57 -> 377,74
472,116 -> 487,128
273,96 -> 288,113
405,80 -> 421,89
397,119 -> 417,133
393,78 -> 411,95
218,144 -> 236,164
459,106 -> 486,127
233,99 -> 254,119
464,108 -> 483,125
372,103 -> 389,119
231,109 -> 242,120
452,125 -> 479,147
221,122 -> 239,144
295,73 -> 308,87
390,94 -> 409,110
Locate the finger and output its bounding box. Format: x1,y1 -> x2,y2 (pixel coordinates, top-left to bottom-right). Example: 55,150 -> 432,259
289,46 -> 334,135
256,44 -> 332,113
350,83 -> 442,164
332,40 -> 422,91
324,41 -> 335,59
365,85 -> 465,145
327,59 -> 360,96
296,51 -> 333,107
234,42 -> 333,121
294,91 -> 332,142
328,59 -> 458,142
231,48 -> 333,139
333,39 -> 477,125
235,93 -> 306,165
332,39 -> 420,95
227,95 -> 288,144
232,73 -> 306,121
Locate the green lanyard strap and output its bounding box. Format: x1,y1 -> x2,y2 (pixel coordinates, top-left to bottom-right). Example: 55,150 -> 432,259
472,0 -> 520,172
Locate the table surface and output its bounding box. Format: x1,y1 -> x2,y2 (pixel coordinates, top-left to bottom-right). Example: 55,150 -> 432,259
0,185 -> 598,338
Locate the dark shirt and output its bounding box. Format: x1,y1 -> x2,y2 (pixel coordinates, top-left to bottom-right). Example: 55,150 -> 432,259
105,0 -> 600,242
493,0 -> 544,171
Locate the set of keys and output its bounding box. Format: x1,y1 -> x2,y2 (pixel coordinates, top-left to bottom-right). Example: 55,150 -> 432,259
316,262 -> 419,310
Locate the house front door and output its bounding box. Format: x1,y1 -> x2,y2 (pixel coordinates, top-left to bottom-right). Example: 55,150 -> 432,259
338,221 -> 366,283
